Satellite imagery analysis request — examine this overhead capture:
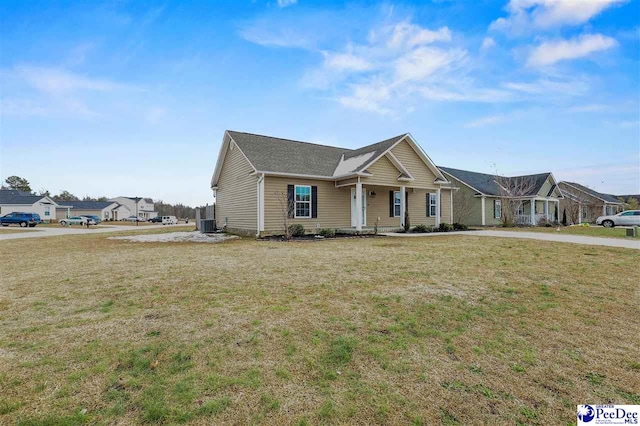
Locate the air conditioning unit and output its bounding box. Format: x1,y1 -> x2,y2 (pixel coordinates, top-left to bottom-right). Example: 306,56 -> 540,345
201,219 -> 216,233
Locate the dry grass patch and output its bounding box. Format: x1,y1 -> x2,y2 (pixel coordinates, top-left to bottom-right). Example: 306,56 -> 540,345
0,232 -> 638,425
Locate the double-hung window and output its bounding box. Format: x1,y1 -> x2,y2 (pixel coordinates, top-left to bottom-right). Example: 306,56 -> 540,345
295,185 -> 311,218
494,200 -> 501,219
393,191 -> 401,217
516,202 -> 525,216
428,193 -> 437,217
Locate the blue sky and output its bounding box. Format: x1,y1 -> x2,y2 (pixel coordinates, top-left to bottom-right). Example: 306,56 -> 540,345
1,0 -> 639,206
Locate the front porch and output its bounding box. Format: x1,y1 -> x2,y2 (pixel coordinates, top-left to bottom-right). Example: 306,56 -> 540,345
513,198 -> 560,225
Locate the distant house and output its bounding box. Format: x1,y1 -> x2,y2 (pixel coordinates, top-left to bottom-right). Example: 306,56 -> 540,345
109,197 -> 158,220
55,200 -> 121,221
0,189 -> 60,222
439,167 -> 562,226
558,182 -> 625,224
211,130 -> 455,236
618,194 -> 640,207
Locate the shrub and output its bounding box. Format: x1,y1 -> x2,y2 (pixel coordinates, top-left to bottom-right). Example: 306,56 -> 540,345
452,222 -> 468,231
404,211 -> 410,232
318,228 -> 335,238
412,224 -> 431,233
288,224 -> 305,237
537,218 -> 554,227
438,223 -> 453,232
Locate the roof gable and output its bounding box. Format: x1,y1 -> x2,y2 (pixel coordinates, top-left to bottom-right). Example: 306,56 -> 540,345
559,182 -> 623,204
440,167 -> 557,197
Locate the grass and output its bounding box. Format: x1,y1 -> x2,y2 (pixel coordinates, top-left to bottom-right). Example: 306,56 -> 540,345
491,225 -> 640,239
0,230 -> 638,424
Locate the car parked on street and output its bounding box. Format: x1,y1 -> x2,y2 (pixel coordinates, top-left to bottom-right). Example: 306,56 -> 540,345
162,216 -> 178,225
59,216 -> 95,226
148,216 -> 163,223
596,210 -> 640,227
123,216 -> 146,222
80,214 -> 101,224
0,212 -> 41,227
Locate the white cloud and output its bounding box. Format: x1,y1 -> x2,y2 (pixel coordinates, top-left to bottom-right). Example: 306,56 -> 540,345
12,66 -> 122,94
465,114 -> 508,128
393,47 -> 466,83
527,33 -> 617,66
490,0 -> 626,34
481,37 -> 496,50
568,103 -> 608,113
322,51 -> 372,72
385,22 -> 451,48
277,0 -> 297,8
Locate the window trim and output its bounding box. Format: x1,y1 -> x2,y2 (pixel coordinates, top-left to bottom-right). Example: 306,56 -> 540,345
294,185 -> 312,219
393,191 -> 401,217
494,199 -> 502,219
428,193 -> 437,217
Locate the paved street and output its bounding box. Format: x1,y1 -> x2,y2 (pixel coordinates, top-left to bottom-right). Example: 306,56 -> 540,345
383,229 -> 640,250
0,223 -> 194,240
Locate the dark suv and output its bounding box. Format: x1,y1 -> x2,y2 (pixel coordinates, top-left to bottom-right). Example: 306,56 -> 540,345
0,212 -> 42,227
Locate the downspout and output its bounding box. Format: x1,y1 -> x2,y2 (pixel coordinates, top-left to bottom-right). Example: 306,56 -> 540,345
256,174 -> 264,238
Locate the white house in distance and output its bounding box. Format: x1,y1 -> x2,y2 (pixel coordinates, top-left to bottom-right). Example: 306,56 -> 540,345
0,189 -> 60,222
109,196 -> 158,220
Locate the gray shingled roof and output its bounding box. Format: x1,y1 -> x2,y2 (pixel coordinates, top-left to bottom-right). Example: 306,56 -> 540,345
54,201 -> 117,210
0,190 -> 48,205
440,167 -> 552,197
227,131 -> 408,177
618,194 -> 640,203
561,182 -> 623,204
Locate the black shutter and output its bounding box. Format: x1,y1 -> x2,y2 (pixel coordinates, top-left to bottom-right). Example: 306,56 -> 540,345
493,200 -> 497,218
405,191 -> 409,211
426,193 -> 431,217
287,185 -> 294,218
311,186 -> 318,218
389,191 -> 394,217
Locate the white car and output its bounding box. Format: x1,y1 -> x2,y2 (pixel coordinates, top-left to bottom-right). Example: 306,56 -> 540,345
162,215 -> 178,225
596,210 -> 640,227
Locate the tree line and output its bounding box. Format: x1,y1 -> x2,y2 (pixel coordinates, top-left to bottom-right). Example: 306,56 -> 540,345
2,175 -> 200,218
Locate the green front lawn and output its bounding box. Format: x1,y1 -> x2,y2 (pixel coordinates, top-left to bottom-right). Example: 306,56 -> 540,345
1,231 -> 638,424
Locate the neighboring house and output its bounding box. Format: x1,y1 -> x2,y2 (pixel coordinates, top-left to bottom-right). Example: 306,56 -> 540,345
55,200 -> 121,221
439,167 -> 562,226
558,182 -> 625,224
109,196 -> 157,219
211,130 -> 455,236
618,194 -> 640,208
0,189 -> 60,222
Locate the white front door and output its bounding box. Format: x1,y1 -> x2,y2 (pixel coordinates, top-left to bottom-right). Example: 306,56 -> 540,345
351,188 -> 367,227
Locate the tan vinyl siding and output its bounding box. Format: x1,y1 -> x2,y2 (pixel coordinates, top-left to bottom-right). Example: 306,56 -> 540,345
361,156 -> 402,186
441,189 -> 452,224
216,144 -> 258,232
263,177 -> 350,233
538,177 -> 555,198
366,187 -> 401,227
447,175 -> 483,226
336,177 -> 357,186
390,140 -> 437,186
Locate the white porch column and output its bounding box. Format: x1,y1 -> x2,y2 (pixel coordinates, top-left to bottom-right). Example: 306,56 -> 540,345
436,187 -> 441,227
355,181 -> 363,231
545,200 -> 549,221
602,205 -> 606,216
481,196 -> 486,226
578,205 -> 582,224
530,200 -> 536,225
399,186 -> 406,227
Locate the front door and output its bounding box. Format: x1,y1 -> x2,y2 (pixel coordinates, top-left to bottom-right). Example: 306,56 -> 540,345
350,188 -> 366,227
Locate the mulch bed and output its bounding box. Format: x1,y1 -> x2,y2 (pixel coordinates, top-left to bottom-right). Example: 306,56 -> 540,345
258,233 -> 385,242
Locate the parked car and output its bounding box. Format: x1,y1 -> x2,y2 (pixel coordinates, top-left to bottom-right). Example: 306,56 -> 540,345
0,212 -> 41,227
596,210 -> 640,227
162,215 -> 178,225
124,216 -> 146,222
148,216 -> 162,223
80,214 -> 101,224
59,216 -> 95,226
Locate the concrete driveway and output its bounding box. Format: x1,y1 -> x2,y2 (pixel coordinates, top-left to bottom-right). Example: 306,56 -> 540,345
0,223 -> 194,240
382,230 -> 640,250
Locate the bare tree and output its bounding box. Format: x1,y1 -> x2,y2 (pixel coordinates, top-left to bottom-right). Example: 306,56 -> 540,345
451,189 -> 475,224
494,174 -> 537,226
275,191 -> 295,239
561,189 -> 592,224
